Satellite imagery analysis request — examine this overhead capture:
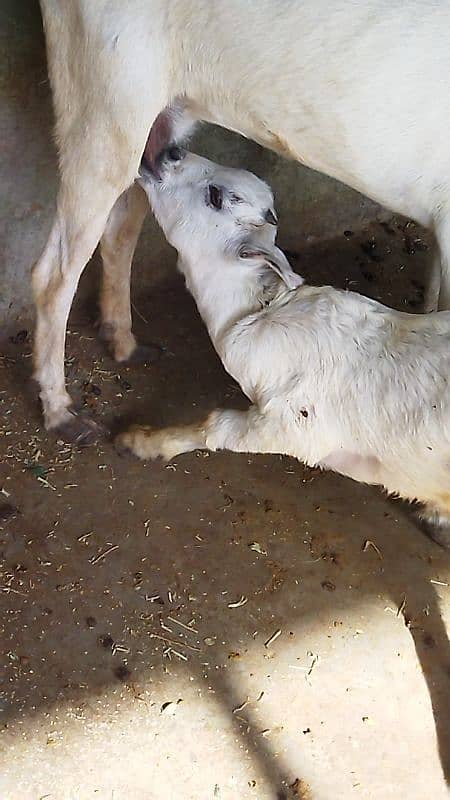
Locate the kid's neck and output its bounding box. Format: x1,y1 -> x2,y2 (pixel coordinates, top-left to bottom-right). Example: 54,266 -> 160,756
179,254 -> 264,344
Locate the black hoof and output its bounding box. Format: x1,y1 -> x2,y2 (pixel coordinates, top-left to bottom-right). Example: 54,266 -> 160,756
127,343 -> 163,365
53,413 -> 107,446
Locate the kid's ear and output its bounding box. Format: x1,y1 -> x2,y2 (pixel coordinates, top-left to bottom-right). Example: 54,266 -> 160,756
238,241 -> 303,290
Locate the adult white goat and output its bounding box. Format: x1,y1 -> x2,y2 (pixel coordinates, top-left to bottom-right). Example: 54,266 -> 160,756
116,148 -> 450,548
35,0 -> 450,443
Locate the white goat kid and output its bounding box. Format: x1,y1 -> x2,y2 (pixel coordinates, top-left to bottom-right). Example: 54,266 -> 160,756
36,0 -> 450,442
116,149 -> 450,548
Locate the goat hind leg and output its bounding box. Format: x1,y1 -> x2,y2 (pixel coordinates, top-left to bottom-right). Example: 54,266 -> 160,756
99,183 -> 160,364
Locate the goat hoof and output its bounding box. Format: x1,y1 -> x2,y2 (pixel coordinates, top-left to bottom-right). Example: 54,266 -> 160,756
114,425 -> 156,460
114,442 -> 135,459
127,343 -> 163,365
97,322 -> 115,343
53,413 -> 107,446
114,431 -> 139,459
114,431 -> 130,456
97,323 -> 162,364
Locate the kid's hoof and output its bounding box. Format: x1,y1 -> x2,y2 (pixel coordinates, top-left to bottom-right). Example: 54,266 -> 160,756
114,432 -> 138,459
114,426 -> 163,461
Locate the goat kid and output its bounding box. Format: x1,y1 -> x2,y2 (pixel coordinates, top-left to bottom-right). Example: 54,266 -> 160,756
116,149 -> 450,548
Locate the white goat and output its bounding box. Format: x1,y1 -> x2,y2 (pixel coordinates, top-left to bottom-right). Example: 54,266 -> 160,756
116,149 -> 450,548
35,0 -> 450,442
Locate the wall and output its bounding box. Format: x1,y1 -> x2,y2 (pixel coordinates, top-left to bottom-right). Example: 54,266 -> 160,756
0,0 -> 385,327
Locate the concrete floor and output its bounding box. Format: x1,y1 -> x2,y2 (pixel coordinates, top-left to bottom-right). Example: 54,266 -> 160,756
0,219 -> 450,799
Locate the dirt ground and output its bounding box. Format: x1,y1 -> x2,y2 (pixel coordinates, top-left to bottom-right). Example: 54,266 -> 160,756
1,218 -> 450,799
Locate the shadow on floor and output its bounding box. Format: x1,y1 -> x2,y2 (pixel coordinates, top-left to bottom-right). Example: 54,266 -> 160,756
1,220 -> 449,797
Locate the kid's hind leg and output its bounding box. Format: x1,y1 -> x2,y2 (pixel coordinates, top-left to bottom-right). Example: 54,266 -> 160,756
116,407 -> 283,462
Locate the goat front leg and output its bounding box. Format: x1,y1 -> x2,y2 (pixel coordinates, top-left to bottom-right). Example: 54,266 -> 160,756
116,406 -> 282,462
32,145 -> 143,442
99,183 -> 160,363
33,203 -> 116,442
32,79 -> 170,442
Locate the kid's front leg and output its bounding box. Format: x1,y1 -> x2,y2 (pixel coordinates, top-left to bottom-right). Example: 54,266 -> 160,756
116,406 -> 277,462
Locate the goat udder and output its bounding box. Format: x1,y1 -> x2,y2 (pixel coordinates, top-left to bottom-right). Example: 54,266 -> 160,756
143,108 -> 174,171
143,98 -> 198,170
320,450 -> 382,484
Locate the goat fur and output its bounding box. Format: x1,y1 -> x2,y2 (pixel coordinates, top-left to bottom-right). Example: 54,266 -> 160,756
34,0 -> 450,440
117,149 -> 450,548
